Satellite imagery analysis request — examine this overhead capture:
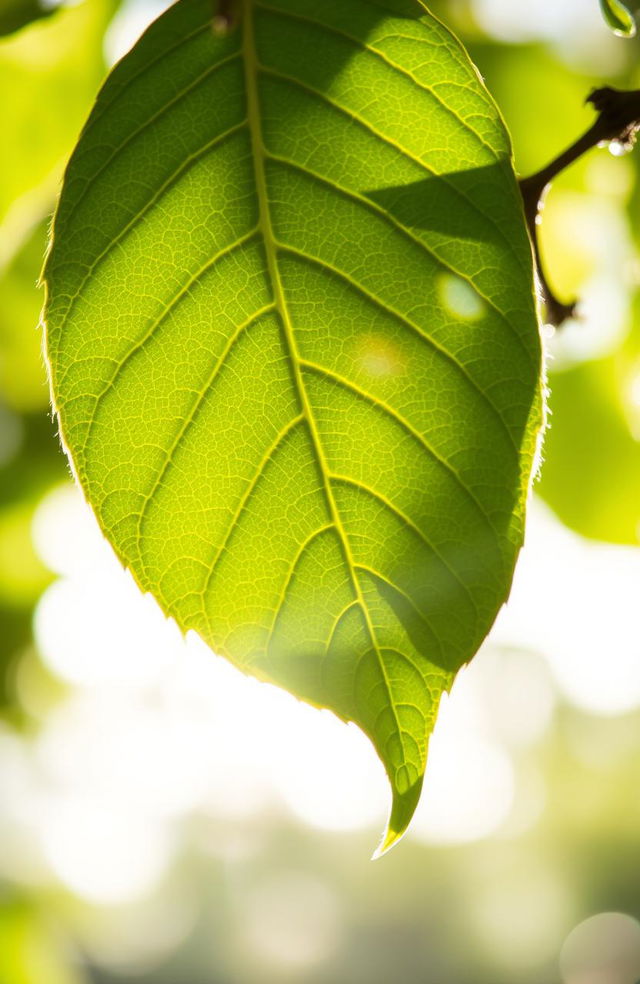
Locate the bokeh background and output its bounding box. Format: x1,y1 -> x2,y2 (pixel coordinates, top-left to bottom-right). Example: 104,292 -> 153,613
3,0 -> 640,981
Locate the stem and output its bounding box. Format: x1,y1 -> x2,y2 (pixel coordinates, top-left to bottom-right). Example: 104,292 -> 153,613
519,87 -> 640,328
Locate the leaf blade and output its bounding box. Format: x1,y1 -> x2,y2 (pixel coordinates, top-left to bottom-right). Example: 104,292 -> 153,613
44,0 -> 542,852
599,0 -> 636,36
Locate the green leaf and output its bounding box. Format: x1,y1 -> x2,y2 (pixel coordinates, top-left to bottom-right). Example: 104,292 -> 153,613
599,0 -> 636,36
44,0 -> 542,853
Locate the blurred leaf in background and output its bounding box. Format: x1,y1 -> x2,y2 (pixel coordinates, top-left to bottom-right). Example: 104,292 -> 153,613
0,0 -> 54,39
541,352 -> 640,543
0,0 -> 113,255
0,0 -> 113,709
0,901 -> 83,984
0,220 -> 51,413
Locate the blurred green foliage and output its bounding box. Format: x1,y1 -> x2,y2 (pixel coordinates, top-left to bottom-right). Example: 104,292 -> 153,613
0,0 -> 53,39
0,0 -> 111,715
0,0 -> 112,241
0,902 -> 83,984
0,221 -> 50,413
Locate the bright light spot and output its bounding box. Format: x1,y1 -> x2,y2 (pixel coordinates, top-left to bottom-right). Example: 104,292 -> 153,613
34,571 -> 181,687
241,872 -> 341,969
163,635 -> 388,835
544,196 -> 632,366
472,0 -> 593,41
32,482 -> 389,838
471,0 -> 624,73
609,139 -> 633,157
32,483 -> 110,577
494,499 -> 640,716
410,690 -> 515,844
560,912 -> 640,984
268,708 -> 387,833
468,647 -> 556,748
171,640 -> 277,821
36,690 -> 221,817
104,0 -> 174,65
437,273 -> 485,321
547,276 -> 628,366
32,482 -> 181,687
178,641 -> 387,834
356,333 -> 405,378
41,796 -> 172,904
411,651 -> 550,841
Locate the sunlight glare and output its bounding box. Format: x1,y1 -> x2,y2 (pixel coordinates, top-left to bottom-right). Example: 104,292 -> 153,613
411,689 -> 515,844
471,0 -> 624,74
437,273 -> 485,321
32,483 -> 107,577
494,500 -> 640,716
40,795 -> 173,904
103,0 -> 173,64
268,709 -> 388,833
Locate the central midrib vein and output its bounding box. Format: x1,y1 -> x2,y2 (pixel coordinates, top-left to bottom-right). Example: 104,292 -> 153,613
240,0 -> 401,738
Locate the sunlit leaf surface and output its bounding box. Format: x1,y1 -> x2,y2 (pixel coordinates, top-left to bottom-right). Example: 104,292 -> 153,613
44,0 -> 541,851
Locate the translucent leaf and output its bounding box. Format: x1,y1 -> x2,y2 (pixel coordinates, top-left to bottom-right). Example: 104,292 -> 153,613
44,0 -> 542,853
599,0 -> 636,36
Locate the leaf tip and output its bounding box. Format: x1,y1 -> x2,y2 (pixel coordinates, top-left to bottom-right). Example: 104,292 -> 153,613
371,773 -> 424,860
599,0 -> 637,36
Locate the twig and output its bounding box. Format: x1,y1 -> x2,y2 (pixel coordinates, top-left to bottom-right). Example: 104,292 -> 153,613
519,86 -> 640,328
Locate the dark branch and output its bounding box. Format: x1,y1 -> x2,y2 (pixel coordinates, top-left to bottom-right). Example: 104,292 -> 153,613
519,86 -> 640,328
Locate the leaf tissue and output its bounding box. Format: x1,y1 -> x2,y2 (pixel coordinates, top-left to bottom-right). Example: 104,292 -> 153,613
43,0 -> 542,853
599,0 -> 636,37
